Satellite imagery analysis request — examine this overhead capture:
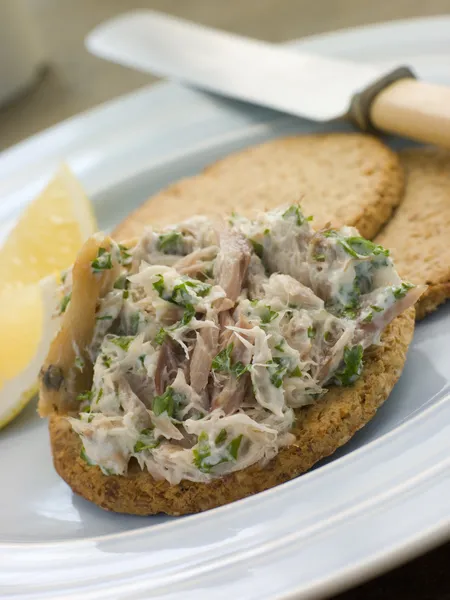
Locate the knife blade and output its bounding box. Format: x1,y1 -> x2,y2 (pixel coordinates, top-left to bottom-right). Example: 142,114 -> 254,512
86,11 -> 450,147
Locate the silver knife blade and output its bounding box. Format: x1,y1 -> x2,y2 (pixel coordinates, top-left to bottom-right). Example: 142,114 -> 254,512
86,11 -> 395,122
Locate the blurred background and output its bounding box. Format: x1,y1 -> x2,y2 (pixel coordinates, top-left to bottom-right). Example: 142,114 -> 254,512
0,0 -> 448,152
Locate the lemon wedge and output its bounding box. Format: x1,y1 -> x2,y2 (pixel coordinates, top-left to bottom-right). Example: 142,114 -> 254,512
0,165 -> 97,285
0,277 -> 61,428
0,166 -> 97,430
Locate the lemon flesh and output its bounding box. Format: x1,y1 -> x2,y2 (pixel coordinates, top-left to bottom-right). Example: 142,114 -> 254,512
0,167 -> 97,430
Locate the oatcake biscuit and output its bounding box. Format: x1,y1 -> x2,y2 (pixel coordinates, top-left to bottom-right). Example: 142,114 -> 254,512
49,308 -> 414,516
114,133 -> 404,241
376,148 -> 450,319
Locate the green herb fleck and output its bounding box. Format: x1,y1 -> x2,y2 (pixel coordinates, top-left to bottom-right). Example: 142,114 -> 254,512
74,355 -> 85,372
60,292 -> 71,314
96,315 -> 113,321
96,388 -> 104,404
268,356 -> 291,388
113,274 -> 129,290
290,366 -> 302,377
274,341 -> 285,352
193,431 -> 212,473
363,312 -> 373,323
157,231 -> 184,255
118,243 -> 132,265
371,304 -> 383,312
307,326 -> 316,339
77,390 -> 93,403
250,239 -> 264,258
227,434 -> 243,461
282,204 -> 308,226
215,429 -> 227,446
314,254 -> 325,262
100,466 -> 115,476
102,354 -> 111,368
129,312 -> 140,335
155,328 -> 167,345
111,336 -> 134,351
180,304 -> 196,326
212,344 -> 234,373
260,305 -> 279,325
152,387 -> 178,417
393,282 -> 415,300
80,446 -> 95,466
152,274 -> 165,297
211,343 -> 249,378
324,330 -> 332,343
334,345 -> 364,386
91,247 -> 113,272
134,429 -> 159,452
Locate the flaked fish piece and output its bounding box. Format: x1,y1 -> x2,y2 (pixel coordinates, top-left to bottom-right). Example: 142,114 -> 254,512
39,235 -> 121,416
263,274 -> 324,311
247,254 -> 268,299
211,373 -> 249,415
154,337 -> 183,396
214,230 -> 251,304
189,325 -> 219,394
173,245 -> 218,277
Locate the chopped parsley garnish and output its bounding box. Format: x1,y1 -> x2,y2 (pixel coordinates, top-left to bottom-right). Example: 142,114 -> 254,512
157,231 -> 184,255
96,388 -> 104,403
100,466 -> 116,476
74,356 -> 85,372
111,336 -> 134,351
193,431 -> 244,473
260,305 -> 279,325
212,344 -> 233,373
134,429 -> 159,452
307,326 -> 316,339
118,244 -> 132,265
212,344 -> 250,378
91,247 -> 113,272
60,292 -> 71,314
154,328 -> 167,345
314,254 -> 325,262
102,354 -> 111,368
267,356 -> 299,388
228,434 -> 243,461
77,390 -> 93,403
333,345 -> 364,386
193,431 -> 212,473
123,290 -> 129,300
363,312 -> 373,323
282,205 -> 312,226
274,341 -> 285,352
152,274 -> 165,297
180,304 -> 196,326
113,274 -> 129,290
129,312 -> 140,335
215,429 -> 227,446
96,315 -> 113,321
250,239 -> 264,258
371,304 -> 383,312
80,446 -> 95,466
324,231 -> 389,260
152,387 -> 183,418
324,330 -> 332,342
392,282 -> 415,299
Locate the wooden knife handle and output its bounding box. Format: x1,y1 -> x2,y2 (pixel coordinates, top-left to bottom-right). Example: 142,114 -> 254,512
370,79 -> 450,147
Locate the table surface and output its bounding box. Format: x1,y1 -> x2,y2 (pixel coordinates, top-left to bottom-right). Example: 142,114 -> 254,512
2,1 -> 450,598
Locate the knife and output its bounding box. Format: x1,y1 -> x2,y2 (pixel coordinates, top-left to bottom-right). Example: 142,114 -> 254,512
86,11 -> 450,147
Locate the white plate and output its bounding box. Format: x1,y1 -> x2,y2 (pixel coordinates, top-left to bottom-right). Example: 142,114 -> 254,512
1,15 -> 450,600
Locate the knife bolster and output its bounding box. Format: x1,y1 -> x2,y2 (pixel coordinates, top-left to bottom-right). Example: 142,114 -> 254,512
349,66 -> 416,131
